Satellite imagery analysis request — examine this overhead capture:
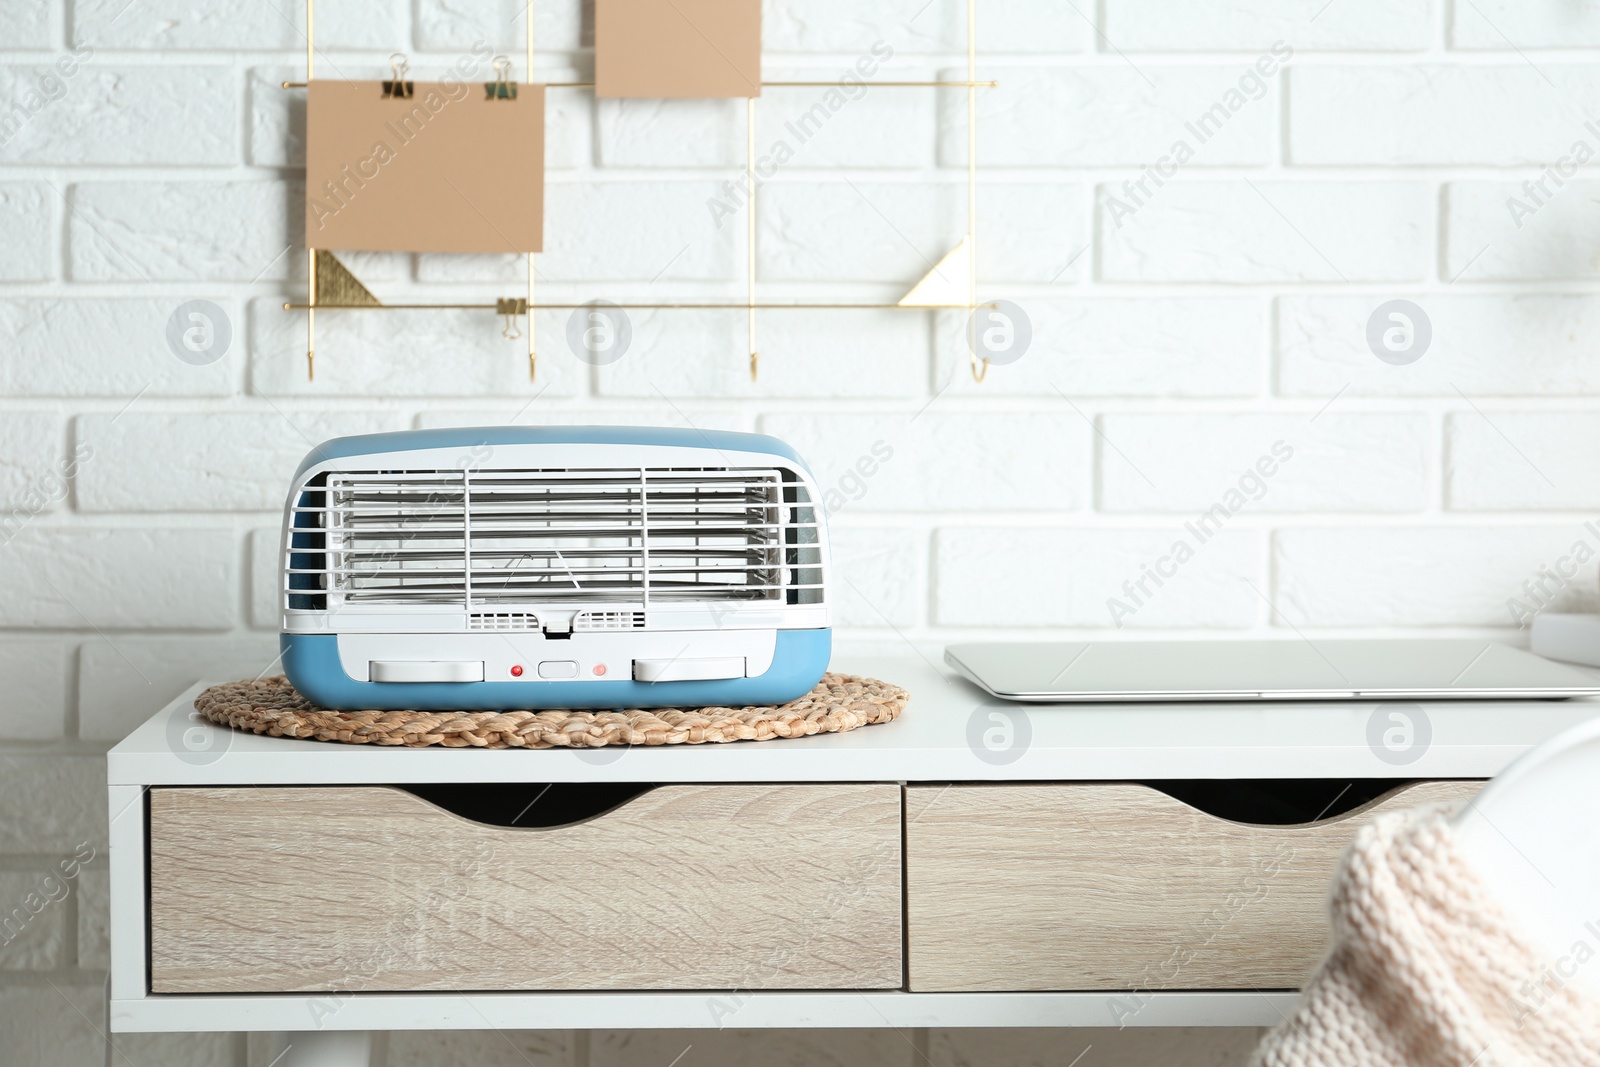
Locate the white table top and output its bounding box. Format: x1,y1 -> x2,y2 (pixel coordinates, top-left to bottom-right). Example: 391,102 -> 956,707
107,654 -> 1600,785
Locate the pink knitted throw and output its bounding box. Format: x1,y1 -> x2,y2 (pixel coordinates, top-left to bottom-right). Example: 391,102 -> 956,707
1253,807 -> 1600,1066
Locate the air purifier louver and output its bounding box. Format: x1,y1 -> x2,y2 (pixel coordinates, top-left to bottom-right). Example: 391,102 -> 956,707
279,427 -> 831,710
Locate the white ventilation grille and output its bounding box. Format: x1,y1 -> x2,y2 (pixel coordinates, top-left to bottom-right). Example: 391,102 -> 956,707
467,612 -> 539,631
287,467 -> 824,612
574,610 -> 646,631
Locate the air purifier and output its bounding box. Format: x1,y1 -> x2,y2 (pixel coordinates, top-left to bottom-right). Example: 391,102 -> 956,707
278,426 -> 830,710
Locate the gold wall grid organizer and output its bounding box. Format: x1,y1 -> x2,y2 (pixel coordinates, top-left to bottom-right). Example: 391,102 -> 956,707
283,0 -> 998,383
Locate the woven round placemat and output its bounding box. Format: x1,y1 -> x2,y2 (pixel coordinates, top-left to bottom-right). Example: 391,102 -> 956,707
194,673 -> 907,749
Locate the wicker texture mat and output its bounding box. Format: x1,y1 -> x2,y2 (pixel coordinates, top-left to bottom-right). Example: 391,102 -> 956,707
194,673 -> 907,749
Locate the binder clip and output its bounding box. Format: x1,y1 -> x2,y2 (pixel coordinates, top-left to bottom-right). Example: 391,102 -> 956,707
486,57 -> 518,100
496,297 -> 528,340
383,54 -> 414,99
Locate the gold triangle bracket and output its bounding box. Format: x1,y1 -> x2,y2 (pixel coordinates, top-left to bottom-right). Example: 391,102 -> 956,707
899,236 -> 989,382
315,251 -> 382,307
305,251 -> 381,381
898,237 -> 972,309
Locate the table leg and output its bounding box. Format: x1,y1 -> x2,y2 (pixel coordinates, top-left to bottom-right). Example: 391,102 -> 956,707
266,1031 -> 373,1067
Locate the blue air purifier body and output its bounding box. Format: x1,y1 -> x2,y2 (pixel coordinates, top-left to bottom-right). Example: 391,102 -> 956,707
278,426 -> 831,710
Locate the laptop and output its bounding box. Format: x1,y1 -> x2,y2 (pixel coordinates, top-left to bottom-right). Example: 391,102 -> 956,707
944,640 -> 1600,702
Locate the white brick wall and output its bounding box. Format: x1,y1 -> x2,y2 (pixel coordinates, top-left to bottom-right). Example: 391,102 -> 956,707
73,0 -> 406,48
0,412 -> 65,509
0,638 -> 72,741
1451,0 -> 1600,49
1097,413 -> 1429,513
414,0 -> 577,54
78,634 -> 281,740
760,412 -> 1089,512
0,985 -> 111,1066
761,181 -> 1084,282
0,527 -> 236,628
0,871 -> 67,970
1,298 -> 239,395
0,184 -> 52,279
0,756 -> 105,852
954,66 -> 1275,167
1289,65 -> 1600,166
1446,181 -> 1600,281
1102,0 -> 1428,51
69,182 -> 299,281
0,66 -> 237,165
1445,412 -> 1600,510
596,308 -> 928,398
76,868 -> 110,971
935,527 -> 1262,629
4,0 -> 55,49
75,411 -> 401,510
830,526 -> 924,628
772,1 -> 927,51
933,298 -> 1264,396
1276,294 -> 1600,396
5,0 -> 1599,1062
1100,182 -> 1431,283
1274,526 -> 1600,626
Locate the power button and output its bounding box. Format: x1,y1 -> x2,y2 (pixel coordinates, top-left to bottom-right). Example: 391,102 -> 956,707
537,660 -> 579,679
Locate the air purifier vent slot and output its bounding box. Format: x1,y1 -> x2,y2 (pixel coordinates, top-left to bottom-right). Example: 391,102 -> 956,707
574,610 -> 647,631
289,467 -> 823,611
467,612 -> 539,631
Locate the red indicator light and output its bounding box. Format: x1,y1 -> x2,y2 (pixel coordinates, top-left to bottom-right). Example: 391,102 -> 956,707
510,665 -> 524,677
593,664 -> 607,676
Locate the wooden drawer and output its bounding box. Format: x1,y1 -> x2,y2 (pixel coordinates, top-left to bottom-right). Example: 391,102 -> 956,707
149,783 -> 902,993
905,779 -> 1479,992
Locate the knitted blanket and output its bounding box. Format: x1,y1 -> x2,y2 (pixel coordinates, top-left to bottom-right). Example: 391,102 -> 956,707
1253,806 -> 1600,1067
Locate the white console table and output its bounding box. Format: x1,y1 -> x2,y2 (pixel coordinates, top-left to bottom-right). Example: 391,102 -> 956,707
105,654 -> 1600,1064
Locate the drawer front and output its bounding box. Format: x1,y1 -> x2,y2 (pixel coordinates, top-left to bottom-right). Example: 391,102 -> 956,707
150,783 -> 901,993
906,779 -> 1479,992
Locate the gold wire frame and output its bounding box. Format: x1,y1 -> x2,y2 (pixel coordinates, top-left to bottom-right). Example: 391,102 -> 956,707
287,0 -> 995,382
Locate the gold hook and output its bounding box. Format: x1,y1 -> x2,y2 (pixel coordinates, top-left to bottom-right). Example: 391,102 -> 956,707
966,304 -> 988,382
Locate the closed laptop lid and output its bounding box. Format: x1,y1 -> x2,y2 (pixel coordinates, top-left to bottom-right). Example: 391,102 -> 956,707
944,640 -> 1600,702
